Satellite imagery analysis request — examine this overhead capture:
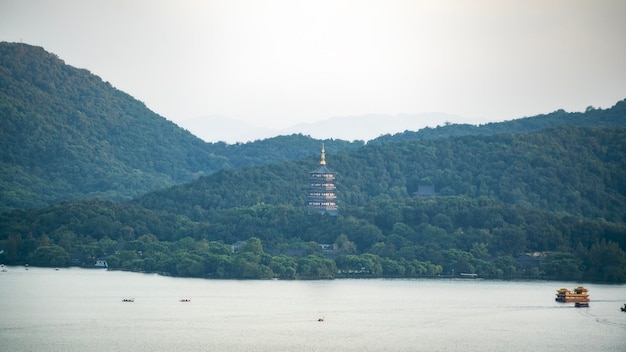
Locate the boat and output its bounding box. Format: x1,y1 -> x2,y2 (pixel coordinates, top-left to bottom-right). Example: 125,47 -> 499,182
94,260 -> 108,269
555,286 -> 589,303
122,298 -> 134,302
459,273 -> 478,278
180,298 -> 191,302
621,304 -> 626,312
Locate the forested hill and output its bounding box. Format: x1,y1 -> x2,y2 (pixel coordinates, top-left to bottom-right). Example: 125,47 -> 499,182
1,41 -> 624,214
1,125 -> 625,282
137,125 -> 626,223
2,45 -> 625,283
371,99 -> 626,144
0,42 -> 361,211
0,42 -> 216,208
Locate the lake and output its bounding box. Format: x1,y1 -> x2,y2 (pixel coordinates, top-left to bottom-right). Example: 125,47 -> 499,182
1,267 -> 625,351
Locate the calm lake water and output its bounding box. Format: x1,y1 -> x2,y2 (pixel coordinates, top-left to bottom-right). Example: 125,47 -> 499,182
1,267 -> 625,351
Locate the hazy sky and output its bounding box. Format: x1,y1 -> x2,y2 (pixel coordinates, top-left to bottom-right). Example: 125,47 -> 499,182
2,0 -> 625,130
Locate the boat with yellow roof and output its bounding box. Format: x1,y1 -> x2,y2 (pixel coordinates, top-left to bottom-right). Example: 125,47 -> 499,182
555,286 -> 589,303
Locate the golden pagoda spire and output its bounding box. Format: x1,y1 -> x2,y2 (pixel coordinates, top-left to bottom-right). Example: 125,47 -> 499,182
320,143 -> 326,165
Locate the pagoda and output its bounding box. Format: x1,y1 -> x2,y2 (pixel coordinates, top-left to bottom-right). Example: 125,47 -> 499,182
307,144 -> 338,215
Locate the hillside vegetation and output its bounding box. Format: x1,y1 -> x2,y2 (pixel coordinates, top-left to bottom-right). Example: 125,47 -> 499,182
371,100 -> 626,144
0,42 -> 361,211
2,43 -> 625,212
1,126 -> 625,282
1,42 -> 625,282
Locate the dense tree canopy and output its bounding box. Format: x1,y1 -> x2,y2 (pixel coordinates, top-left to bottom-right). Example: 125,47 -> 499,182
2,126 -> 626,282
1,42 -> 625,282
136,126 -> 626,224
1,43 -> 625,212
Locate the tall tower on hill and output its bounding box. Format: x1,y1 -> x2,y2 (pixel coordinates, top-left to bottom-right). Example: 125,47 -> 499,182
306,144 -> 338,215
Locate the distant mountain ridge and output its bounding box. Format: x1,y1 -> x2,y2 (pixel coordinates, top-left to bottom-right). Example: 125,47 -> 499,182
181,102 -> 626,145
180,112 -> 477,143
176,115 -> 276,143
278,112 -> 478,142
370,103 -> 626,145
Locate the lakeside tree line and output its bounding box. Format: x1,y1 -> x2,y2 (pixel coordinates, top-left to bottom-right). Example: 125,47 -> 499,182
1,196 -> 624,281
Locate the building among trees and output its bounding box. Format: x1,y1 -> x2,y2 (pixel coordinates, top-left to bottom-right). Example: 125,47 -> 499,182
414,184 -> 436,198
306,144 -> 338,215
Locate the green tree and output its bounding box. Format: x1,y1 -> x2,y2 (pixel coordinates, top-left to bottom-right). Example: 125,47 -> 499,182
29,245 -> 70,267
539,252 -> 583,281
586,240 -> 626,282
297,255 -> 336,279
240,237 -> 264,254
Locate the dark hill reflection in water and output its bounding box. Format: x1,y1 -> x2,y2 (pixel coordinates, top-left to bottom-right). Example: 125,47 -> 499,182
1,267 -> 625,351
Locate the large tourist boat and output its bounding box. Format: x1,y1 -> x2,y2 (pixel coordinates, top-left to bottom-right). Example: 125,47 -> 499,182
555,286 -> 589,303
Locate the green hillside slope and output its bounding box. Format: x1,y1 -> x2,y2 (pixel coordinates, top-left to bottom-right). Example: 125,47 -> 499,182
137,126 -> 626,223
0,42 -> 362,211
2,43 -> 624,213
0,43 -> 221,206
370,99 -> 626,144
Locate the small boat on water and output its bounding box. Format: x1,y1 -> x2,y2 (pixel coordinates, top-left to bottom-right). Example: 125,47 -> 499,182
180,298 -> 191,302
621,304 -> 626,312
459,273 -> 478,278
122,298 -> 134,302
94,260 -> 108,269
555,286 -> 589,303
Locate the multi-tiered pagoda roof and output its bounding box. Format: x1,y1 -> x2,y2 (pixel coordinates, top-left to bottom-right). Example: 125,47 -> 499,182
306,144 -> 338,215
